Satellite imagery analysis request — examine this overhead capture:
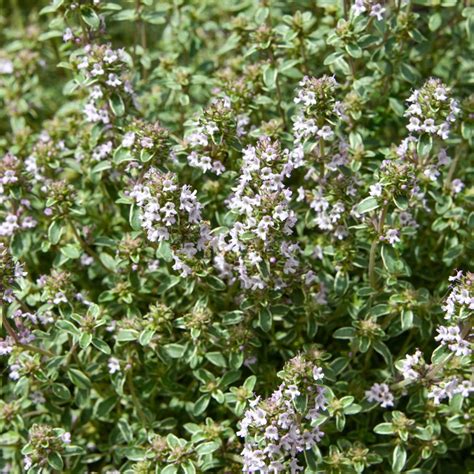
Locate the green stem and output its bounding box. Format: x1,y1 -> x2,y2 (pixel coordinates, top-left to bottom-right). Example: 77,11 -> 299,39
126,363 -> 148,426
368,205 -> 388,290
368,239 -> 378,290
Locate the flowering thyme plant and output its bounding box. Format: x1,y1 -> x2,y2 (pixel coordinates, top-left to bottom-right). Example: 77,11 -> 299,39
0,0 -> 473,473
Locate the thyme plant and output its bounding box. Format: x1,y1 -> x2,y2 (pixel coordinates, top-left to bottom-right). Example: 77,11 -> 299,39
0,0 -> 473,472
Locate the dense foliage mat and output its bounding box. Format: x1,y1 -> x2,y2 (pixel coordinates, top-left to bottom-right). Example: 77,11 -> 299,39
0,0 -> 473,472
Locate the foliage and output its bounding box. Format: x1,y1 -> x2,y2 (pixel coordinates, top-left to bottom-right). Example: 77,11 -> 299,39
0,0 -> 473,473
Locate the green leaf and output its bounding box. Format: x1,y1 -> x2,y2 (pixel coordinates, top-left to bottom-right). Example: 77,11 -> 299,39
393,195 -> 409,211
205,351 -> 227,368
182,461 -> 197,474
109,94 -> 125,117
79,332 -> 92,349
333,327 -> 356,339
139,329 -> 155,346
40,0 -> 64,14
91,338 -> 111,354
258,307 -> 272,332
389,97 -> 405,117
243,375 -> 257,391
67,368 -> 91,390
163,343 -> 186,358
99,253 -> 117,272
156,241 -> 173,262
114,147 -> 133,164
161,466 -> 178,474
192,395 -> 210,416
401,309 -> 414,330
219,370 -> 241,388
324,52 -> 343,65
346,43 -> 363,58
56,320 -> 80,337
91,160 -> 112,174
356,197 -> 380,214
416,134 -> 432,158
51,383 -> 71,401
400,63 -> 420,83
373,340 -> 393,367
374,422 -> 394,434
118,419 -> 133,443
370,304 -> 391,318
123,447 -> 146,461
381,245 -> 399,273
95,396 -> 118,418
48,452 -> 64,471
116,330 -> 139,342
0,431 -> 20,444
60,244 -> 81,259
263,66 -> 277,89
196,440 -> 220,455
206,275 -> 226,291
429,13 -> 442,31
222,310 -> 244,325
392,445 -> 407,472
48,221 -> 63,245
81,7 -> 100,29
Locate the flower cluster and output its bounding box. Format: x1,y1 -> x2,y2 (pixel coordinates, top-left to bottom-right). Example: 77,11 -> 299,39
352,0 -> 386,21
120,119 -> 170,162
22,424 -> 71,472
238,354 -> 327,473
405,78 -> 460,139
212,136 -> 304,291
292,75 -> 344,144
130,169 -> 210,276
0,1 -> 472,473
443,271 -> 474,320
184,97 -> 248,175
72,44 -> 133,124
0,243 -> 21,300
365,383 -> 394,408
397,272 -> 473,406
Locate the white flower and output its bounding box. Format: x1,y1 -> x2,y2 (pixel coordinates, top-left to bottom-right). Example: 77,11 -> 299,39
407,116 -> 421,132
423,166 -> 440,181
91,63 -> 104,76
369,183 -> 383,197
106,73 -> 122,87
451,179 -> 464,194
399,349 -> 423,380
108,357 -> 121,374
63,28 -> 74,42
264,425 -> 279,440
285,384 -> 301,400
0,58 -> 13,74
434,86 -> 448,101
140,137 -> 154,149
365,383 -> 394,408
384,228 -> 400,246
422,118 -> 437,134
352,0 -> 366,16
104,49 -> 118,63
317,125 -> 333,140
370,4 -> 385,21
312,366 -> 324,381
122,132 -> 136,148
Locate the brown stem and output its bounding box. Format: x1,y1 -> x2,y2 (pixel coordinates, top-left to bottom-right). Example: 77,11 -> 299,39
368,205 -> 388,289
2,306 -> 54,358
68,220 -> 111,273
